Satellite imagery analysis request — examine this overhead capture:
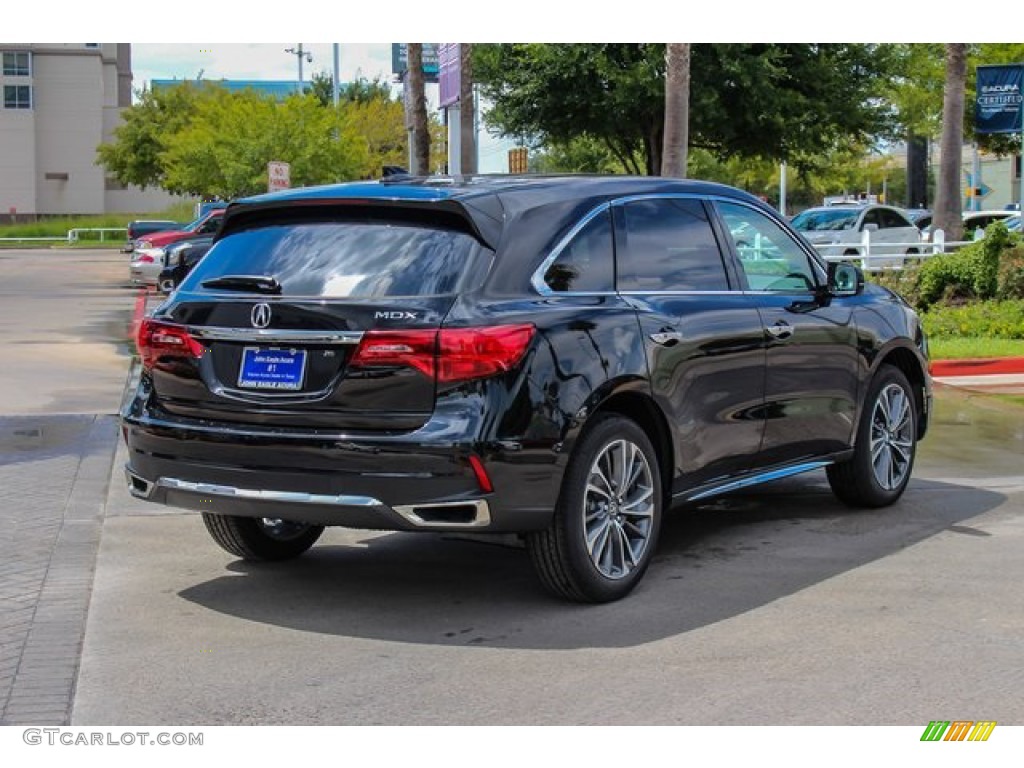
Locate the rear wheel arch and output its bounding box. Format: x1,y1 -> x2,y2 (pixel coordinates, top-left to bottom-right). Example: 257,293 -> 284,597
589,392 -> 674,505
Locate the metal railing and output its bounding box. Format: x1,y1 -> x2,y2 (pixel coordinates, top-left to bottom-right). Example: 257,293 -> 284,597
0,227 -> 128,247
67,227 -> 128,243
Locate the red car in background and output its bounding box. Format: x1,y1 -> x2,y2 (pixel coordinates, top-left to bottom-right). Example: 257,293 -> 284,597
133,208 -> 225,251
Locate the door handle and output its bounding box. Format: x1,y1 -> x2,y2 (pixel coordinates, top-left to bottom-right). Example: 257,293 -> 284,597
649,330 -> 684,346
766,320 -> 793,340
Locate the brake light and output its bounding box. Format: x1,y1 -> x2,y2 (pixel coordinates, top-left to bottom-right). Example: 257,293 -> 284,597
350,324 -> 535,384
137,254 -> 155,263
136,318 -> 205,371
438,325 -> 535,383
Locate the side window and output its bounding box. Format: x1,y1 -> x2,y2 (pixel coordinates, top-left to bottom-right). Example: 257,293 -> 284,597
618,198 -> 729,292
861,209 -> 882,229
543,209 -> 614,292
880,209 -> 911,229
717,201 -> 819,292
198,217 -> 221,235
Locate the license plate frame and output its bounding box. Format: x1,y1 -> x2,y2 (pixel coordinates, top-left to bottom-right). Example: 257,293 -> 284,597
237,347 -> 307,391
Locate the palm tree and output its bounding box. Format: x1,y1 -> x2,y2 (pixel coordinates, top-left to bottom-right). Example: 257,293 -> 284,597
933,44 -> 967,242
459,44 -> 477,175
661,43 -> 691,178
406,44 -> 430,175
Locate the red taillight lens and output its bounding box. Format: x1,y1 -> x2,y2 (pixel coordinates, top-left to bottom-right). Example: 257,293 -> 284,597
350,330 -> 438,379
438,325 -> 535,383
350,324 -> 535,384
137,254 -> 155,263
136,319 -> 205,371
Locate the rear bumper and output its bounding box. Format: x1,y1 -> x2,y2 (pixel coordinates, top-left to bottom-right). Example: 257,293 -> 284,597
122,410 -> 561,533
126,467 -> 493,529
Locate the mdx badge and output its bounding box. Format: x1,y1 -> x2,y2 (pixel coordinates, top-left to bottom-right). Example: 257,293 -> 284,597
251,303 -> 272,328
375,311 -> 418,320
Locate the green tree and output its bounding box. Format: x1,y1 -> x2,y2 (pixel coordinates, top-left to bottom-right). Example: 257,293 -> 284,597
475,44 -> 897,176
96,83 -> 205,189
160,90 -> 367,199
308,72 -> 395,107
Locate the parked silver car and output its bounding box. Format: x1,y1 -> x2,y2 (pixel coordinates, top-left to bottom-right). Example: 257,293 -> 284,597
791,204 -> 922,268
129,246 -> 166,286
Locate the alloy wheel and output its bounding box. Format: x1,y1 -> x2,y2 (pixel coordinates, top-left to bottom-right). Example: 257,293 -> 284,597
583,439 -> 656,579
869,383 -> 914,491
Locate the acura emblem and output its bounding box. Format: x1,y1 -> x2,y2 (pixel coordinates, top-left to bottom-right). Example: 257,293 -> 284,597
251,303 -> 272,329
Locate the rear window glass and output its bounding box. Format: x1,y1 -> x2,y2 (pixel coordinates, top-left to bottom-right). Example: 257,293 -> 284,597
181,222 -> 492,298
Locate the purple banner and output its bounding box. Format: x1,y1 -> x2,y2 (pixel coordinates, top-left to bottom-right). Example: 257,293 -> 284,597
439,43 -> 461,108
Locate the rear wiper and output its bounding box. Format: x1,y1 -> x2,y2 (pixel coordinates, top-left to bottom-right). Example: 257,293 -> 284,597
201,275 -> 282,294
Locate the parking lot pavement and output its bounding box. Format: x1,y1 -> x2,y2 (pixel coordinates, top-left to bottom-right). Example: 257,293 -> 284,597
71,390 -> 1024,725
0,249 -> 130,725
0,414 -> 118,725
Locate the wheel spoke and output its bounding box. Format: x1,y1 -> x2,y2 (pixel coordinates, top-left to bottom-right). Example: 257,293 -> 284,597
621,486 -> 654,513
873,445 -> 893,490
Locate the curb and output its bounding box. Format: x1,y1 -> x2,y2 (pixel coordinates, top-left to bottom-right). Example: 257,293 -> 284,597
929,357 -> 1024,377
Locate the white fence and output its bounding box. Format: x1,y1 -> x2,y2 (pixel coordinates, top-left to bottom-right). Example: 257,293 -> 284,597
811,228 -> 976,271
0,227 -> 128,246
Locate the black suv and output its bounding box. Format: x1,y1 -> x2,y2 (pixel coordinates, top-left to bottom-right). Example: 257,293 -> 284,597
123,176 -> 931,602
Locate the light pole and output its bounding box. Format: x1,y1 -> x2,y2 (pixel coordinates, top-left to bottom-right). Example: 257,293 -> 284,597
285,44 -> 313,86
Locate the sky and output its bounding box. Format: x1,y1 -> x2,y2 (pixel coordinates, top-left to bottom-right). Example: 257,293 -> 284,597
132,43 -> 514,173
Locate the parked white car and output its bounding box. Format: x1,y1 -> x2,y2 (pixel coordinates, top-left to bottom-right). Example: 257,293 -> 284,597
791,204 -> 922,268
129,246 -> 167,286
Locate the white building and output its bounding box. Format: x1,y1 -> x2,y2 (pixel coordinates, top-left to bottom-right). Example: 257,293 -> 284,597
0,43 -> 179,221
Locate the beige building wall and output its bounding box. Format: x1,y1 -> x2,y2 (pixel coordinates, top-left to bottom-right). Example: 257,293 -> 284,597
0,43 -> 183,219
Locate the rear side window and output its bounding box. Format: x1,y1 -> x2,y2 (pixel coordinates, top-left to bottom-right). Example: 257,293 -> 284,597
543,209 -> 614,292
618,198 -> 729,292
182,221 -> 492,298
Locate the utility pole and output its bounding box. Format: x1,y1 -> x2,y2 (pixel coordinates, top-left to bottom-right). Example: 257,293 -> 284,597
332,44 -> 340,108
285,44 -> 313,86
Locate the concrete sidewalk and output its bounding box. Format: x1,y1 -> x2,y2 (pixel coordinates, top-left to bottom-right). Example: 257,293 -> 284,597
931,357 -> 1024,395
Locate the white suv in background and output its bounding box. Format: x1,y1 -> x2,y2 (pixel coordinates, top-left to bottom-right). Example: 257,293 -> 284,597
791,204 -> 922,268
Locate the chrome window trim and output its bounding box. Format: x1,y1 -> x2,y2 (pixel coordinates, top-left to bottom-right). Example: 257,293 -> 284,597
530,192 -> 828,298
188,327 -> 364,345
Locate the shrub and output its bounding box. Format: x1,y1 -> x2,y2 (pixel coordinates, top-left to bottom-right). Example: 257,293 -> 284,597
921,299 -> 1024,340
916,221 -> 1019,308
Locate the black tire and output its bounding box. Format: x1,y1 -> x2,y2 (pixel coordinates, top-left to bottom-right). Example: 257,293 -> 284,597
158,277 -> 176,294
526,414 -> 663,603
827,365 -> 917,508
202,513 -> 324,561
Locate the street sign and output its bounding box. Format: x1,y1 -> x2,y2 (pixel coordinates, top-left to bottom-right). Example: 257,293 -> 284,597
976,64 -> 1024,135
391,44 -> 439,83
438,43 -> 460,108
268,161 -> 291,193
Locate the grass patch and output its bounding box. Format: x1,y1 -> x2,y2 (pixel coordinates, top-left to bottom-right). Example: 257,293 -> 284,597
927,337 -> 1024,360
0,201 -> 196,240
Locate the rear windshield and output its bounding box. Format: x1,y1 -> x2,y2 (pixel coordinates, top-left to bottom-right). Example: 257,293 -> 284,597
180,221 -> 492,298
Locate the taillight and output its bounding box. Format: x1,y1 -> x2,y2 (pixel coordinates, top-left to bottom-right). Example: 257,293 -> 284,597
438,325 -> 535,383
349,330 -> 438,378
136,319 -> 205,371
136,254 -> 155,263
350,324 -> 535,384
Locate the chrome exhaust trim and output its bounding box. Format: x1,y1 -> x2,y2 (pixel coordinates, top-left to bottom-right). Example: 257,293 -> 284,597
392,499 -> 492,528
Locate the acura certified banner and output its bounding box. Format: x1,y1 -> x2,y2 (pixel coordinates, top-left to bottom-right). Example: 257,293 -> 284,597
976,64 -> 1024,134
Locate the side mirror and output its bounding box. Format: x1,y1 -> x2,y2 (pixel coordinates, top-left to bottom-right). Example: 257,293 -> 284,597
862,222 -> 879,232
176,250 -> 187,268
828,262 -> 864,297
